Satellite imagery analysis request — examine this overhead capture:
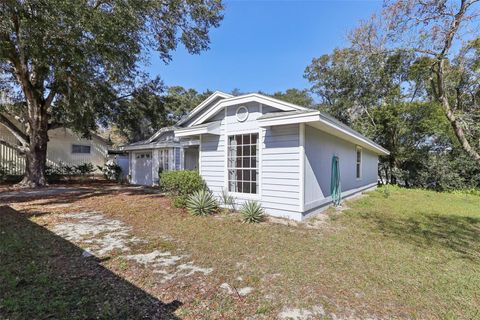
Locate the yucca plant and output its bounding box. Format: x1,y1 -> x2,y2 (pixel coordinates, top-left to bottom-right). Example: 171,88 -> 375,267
219,188 -> 236,212
240,200 -> 264,223
186,189 -> 218,216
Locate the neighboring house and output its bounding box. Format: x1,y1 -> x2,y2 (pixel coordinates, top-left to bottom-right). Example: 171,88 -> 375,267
0,114 -> 109,174
123,91 -> 389,221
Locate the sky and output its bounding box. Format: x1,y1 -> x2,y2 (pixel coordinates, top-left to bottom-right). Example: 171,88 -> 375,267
146,0 -> 382,94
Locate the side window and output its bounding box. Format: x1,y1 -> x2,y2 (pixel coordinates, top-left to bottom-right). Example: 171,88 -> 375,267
72,144 -> 91,154
356,147 -> 362,179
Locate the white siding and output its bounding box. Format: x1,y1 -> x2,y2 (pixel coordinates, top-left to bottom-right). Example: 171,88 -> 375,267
200,134 -> 225,194
196,103 -> 380,221
47,128 -> 108,171
304,125 -> 378,212
199,103 -> 303,220
261,124 -> 302,220
1,123 -> 108,174
200,109 -> 226,194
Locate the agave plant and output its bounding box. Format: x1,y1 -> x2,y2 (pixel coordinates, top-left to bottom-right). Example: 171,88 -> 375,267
186,189 -> 218,216
240,200 -> 264,223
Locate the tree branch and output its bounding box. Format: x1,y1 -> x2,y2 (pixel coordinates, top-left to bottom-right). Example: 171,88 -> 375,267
44,89 -> 56,109
436,59 -> 480,163
0,138 -> 27,154
0,113 -> 29,145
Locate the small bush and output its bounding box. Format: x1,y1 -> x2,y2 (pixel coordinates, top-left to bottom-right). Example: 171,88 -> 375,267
382,185 -> 391,198
76,163 -> 95,176
160,170 -> 205,207
98,162 -> 123,182
186,189 -> 218,216
240,200 -> 264,223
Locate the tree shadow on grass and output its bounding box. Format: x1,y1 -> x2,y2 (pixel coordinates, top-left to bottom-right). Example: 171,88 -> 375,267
0,183 -> 166,208
0,206 -> 181,320
363,211 -> 480,260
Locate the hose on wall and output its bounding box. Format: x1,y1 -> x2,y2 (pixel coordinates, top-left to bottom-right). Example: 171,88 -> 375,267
330,155 -> 342,206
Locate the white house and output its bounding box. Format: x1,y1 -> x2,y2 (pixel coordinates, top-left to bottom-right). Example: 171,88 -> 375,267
0,114 -> 109,175
123,91 -> 389,220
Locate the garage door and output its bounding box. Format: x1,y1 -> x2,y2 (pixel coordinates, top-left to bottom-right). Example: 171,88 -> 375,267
132,152 -> 153,185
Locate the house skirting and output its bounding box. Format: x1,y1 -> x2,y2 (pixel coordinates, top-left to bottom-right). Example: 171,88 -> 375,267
301,182 -> 378,220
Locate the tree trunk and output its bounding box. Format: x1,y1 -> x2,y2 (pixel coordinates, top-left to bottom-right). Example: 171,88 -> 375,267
436,59 -> 480,165
440,96 -> 480,164
16,100 -> 49,188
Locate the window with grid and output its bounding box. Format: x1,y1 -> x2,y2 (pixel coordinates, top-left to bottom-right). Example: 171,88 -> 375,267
228,133 -> 258,194
356,147 -> 362,179
72,144 -> 91,154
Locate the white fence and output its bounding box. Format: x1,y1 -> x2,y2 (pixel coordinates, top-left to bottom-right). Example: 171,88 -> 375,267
0,143 -> 26,175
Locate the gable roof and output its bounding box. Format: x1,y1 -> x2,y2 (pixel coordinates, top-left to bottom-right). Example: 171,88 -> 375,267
146,126 -> 176,143
176,91 -> 233,126
185,93 -> 310,127
174,92 -> 389,156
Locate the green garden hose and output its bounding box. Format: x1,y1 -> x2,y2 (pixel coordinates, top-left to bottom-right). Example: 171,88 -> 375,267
331,155 -> 341,206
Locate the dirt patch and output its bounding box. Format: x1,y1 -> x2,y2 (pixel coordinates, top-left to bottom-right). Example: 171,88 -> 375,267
124,251 -> 213,283
51,211 -> 144,256
48,210 -> 214,286
278,305 -> 326,320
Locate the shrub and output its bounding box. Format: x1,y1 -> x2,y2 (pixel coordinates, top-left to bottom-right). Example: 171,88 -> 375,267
382,185 -> 391,198
240,200 -> 264,223
0,165 -> 6,182
186,189 -> 218,216
159,170 -> 205,207
219,188 -> 236,212
76,163 -> 95,176
46,162 -> 96,182
98,162 -> 123,182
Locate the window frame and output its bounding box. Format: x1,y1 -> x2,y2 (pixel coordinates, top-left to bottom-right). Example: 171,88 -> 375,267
227,132 -> 259,196
355,146 -> 362,180
71,144 -> 91,154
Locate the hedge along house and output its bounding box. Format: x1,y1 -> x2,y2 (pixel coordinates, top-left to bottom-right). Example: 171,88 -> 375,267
126,91 -> 389,221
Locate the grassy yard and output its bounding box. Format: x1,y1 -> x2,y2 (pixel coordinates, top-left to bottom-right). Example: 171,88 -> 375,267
1,185 -> 479,319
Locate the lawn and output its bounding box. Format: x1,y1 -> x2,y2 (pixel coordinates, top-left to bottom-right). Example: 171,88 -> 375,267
1,184 -> 479,319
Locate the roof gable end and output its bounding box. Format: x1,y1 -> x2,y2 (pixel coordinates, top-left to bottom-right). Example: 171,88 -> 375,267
188,93 -> 310,127
177,91 -> 233,127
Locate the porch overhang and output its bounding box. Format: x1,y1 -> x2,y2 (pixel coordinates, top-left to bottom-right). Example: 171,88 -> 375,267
258,111 -> 390,156
120,141 -> 181,152
174,121 -> 221,138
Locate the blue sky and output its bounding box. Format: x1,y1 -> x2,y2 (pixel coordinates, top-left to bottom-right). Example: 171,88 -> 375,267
146,0 -> 382,94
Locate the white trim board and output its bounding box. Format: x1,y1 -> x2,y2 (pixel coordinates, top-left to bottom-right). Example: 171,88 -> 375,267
259,112 -> 389,156
177,91 -> 233,126
299,123 -> 305,212
175,121 -> 222,137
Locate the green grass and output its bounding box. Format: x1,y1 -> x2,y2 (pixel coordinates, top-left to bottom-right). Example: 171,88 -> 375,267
0,206 -> 181,320
2,185 -> 480,319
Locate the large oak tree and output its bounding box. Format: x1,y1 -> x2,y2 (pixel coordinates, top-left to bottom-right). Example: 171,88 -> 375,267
352,0 -> 480,164
0,0 -> 223,187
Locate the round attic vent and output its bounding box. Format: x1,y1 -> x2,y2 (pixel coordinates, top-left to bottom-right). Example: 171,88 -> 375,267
236,106 -> 249,122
